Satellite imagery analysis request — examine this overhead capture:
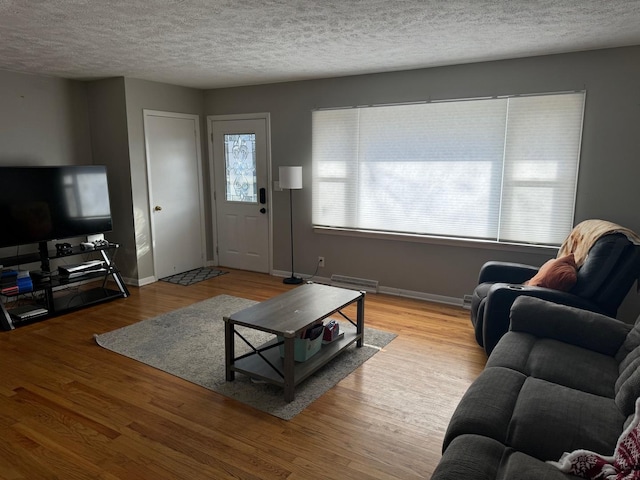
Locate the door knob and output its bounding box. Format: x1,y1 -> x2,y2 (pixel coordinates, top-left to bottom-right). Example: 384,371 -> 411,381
154,206 -> 162,211
260,208 -> 266,214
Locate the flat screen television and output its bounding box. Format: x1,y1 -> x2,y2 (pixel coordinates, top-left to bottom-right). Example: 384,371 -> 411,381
0,165 -> 113,249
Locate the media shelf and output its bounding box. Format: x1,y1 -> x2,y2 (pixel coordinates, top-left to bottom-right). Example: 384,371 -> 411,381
0,242 -> 129,330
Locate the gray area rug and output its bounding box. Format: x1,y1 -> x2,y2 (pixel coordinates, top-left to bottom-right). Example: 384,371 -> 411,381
94,294 -> 396,420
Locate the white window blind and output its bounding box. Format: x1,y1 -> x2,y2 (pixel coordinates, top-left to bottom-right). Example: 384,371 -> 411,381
311,92 -> 585,246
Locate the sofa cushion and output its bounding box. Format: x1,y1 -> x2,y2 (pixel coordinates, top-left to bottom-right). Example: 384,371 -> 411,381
508,378 -> 625,461
445,367 -> 624,460
615,355 -> 640,417
616,322 -> 640,365
525,254 -> 577,291
434,434 -> 578,480
509,296 -> 630,357
432,434 -> 504,480
501,451 -> 580,480
489,332 -> 618,398
486,332 -> 536,372
443,367 -> 526,450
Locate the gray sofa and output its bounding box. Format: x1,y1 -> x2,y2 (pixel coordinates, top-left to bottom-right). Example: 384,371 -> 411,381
432,296 -> 640,479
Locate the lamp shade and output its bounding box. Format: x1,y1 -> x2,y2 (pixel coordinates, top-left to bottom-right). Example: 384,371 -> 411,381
279,166 -> 303,190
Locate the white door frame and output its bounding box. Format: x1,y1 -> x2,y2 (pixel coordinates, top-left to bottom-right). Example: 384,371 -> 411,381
207,113 -> 273,273
144,109 -> 206,280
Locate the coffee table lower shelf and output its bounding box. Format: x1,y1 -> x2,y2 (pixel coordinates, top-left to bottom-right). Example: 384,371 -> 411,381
231,330 -> 361,389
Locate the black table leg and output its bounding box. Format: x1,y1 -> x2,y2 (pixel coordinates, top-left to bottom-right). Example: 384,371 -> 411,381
283,335 -> 295,402
356,293 -> 365,347
224,317 -> 235,381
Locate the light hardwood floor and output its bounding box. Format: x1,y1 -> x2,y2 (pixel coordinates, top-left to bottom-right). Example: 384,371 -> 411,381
0,269 -> 487,479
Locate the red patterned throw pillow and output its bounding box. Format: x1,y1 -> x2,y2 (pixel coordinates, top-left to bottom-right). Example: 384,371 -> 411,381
549,398 -> 640,479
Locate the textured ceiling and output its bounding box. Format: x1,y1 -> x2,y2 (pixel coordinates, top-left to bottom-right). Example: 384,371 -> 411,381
1,0 -> 639,89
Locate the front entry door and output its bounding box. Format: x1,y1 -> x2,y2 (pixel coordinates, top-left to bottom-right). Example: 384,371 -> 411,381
210,116 -> 270,273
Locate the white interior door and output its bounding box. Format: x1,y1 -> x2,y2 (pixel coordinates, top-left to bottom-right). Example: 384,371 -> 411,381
144,110 -> 205,279
210,116 -> 270,273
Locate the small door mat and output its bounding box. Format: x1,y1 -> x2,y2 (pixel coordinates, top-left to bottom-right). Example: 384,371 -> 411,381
160,267 -> 228,286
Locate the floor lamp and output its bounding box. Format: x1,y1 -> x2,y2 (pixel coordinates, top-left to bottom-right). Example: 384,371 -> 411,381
280,166 -> 303,285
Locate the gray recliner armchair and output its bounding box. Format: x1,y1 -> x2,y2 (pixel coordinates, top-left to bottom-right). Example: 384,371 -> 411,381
471,226 -> 640,355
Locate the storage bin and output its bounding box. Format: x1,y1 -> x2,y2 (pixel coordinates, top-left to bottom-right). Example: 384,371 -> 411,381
277,334 -> 322,362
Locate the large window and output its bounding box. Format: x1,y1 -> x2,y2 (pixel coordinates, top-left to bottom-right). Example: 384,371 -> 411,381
312,92 -> 585,246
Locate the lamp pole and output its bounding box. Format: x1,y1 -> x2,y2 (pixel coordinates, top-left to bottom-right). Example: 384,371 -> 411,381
280,166 -> 303,285
284,188 -> 302,284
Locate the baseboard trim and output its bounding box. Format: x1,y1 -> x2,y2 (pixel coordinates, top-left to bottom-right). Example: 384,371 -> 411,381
378,286 -> 463,307
138,275 -> 157,287
122,275 -> 156,287
271,270 -> 463,308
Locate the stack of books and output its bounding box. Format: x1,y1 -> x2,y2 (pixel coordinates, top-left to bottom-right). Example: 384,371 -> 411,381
0,270 -> 33,295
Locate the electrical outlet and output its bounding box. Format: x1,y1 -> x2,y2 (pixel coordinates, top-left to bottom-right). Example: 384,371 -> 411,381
318,256 -> 325,268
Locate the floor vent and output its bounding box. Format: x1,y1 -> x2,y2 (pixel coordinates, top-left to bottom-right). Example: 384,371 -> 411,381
330,274 -> 379,293
462,294 -> 473,310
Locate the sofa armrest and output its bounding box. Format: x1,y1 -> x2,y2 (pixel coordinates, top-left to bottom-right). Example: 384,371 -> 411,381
478,261 -> 540,284
509,296 -> 632,356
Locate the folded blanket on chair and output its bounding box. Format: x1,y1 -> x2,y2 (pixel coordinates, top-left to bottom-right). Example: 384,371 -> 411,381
558,219 -> 640,267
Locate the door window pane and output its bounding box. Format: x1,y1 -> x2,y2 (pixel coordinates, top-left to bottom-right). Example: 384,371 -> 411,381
224,134 -> 257,202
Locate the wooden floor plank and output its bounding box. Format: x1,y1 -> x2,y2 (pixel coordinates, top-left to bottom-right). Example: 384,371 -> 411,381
0,269 -> 486,479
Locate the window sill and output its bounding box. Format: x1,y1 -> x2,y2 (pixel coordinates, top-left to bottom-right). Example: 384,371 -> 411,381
312,226 -> 559,256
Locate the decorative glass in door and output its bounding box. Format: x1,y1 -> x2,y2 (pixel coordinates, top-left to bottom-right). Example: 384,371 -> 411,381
224,134 -> 257,202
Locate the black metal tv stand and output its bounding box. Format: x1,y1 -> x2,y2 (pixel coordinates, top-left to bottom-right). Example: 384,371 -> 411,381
0,241 -> 129,331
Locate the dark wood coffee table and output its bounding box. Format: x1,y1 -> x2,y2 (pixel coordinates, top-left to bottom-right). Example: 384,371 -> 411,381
224,283 -> 365,402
